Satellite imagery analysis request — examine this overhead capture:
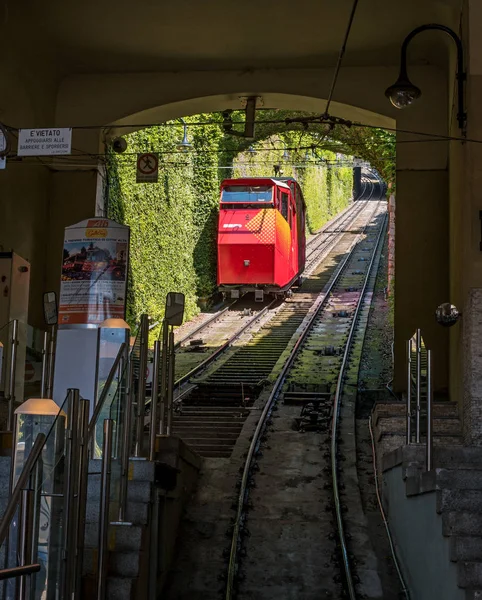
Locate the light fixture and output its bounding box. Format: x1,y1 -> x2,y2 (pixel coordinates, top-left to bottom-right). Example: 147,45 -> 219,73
385,24 -> 466,131
283,147 -> 290,161
304,151 -> 310,161
248,146 -> 257,156
176,118 -> 192,152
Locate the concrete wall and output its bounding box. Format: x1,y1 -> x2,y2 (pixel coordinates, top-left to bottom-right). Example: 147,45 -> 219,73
383,465 -> 464,600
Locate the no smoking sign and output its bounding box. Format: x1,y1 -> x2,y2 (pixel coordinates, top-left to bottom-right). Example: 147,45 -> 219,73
136,152 -> 159,183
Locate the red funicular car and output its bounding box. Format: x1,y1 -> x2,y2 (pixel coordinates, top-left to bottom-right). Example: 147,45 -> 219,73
217,177 -> 306,301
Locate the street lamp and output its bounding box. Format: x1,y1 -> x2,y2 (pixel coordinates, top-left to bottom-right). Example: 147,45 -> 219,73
385,24 -> 467,131
176,118 -> 192,152
282,147 -> 290,161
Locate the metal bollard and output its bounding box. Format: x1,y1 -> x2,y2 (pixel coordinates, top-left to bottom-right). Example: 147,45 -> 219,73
17,488 -> 34,600
62,389 -> 80,598
406,339 -> 412,444
426,349 -> 433,471
159,319 -> 168,436
118,358 -> 134,523
415,328 -> 422,444
46,325 -> 56,400
134,315 -> 149,457
166,329 -> 175,436
7,319 -> 18,431
74,399 -> 90,599
149,341 -> 161,461
97,419 -> 113,600
40,331 -> 48,400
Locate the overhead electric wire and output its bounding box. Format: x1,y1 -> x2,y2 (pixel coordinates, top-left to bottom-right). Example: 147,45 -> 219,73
324,0 -> 360,116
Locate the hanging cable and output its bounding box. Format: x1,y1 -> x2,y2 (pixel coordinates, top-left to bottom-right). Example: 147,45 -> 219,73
324,0 -> 360,116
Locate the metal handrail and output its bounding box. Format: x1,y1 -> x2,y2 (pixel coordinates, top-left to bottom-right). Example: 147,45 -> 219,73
87,342 -> 126,440
0,564 -> 41,580
0,433 -> 46,547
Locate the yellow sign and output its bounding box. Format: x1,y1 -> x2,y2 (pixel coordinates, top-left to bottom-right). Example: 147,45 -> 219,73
85,228 -> 108,238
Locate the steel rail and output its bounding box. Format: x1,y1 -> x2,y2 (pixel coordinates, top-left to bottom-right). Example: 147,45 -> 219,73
305,200 -> 360,252
331,198 -> 387,599
174,298 -> 241,349
177,299 -> 276,387
144,299 -> 278,421
304,201 -> 369,275
305,200 -> 366,262
225,198 -> 384,599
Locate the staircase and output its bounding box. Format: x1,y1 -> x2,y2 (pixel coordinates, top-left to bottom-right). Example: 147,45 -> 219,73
82,437 -> 201,599
373,399 -> 463,458
383,444 -> 482,599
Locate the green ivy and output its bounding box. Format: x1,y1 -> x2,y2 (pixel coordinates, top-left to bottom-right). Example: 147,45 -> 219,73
106,112 -> 368,331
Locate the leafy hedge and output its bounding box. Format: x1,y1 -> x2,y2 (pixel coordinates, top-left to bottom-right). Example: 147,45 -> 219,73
106,115 -> 354,332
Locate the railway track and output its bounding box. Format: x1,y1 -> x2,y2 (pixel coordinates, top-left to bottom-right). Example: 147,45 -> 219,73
171,199 -> 383,458
225,196 -> 387,599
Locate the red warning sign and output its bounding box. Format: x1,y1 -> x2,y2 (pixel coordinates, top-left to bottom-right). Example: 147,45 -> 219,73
136,153 -> 159,183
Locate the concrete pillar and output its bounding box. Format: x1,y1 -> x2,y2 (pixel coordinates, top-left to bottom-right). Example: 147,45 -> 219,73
393,68 -> 450,395
452,0 -> 482,443
387,194 -> 395,296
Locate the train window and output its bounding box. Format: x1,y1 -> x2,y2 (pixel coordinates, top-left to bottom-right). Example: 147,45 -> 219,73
280,192 -> 288,221
222,186 -> 273,203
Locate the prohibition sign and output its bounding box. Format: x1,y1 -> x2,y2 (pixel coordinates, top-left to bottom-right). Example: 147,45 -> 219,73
137,153 -> 158,175
136,152 -> 159,183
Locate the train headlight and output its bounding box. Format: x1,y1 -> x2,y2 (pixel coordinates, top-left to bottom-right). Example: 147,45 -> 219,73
244,260 -> 250,267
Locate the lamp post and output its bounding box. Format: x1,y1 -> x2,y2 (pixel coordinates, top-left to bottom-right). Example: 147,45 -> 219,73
385,24 -> 467,132
176,118 -> 192,152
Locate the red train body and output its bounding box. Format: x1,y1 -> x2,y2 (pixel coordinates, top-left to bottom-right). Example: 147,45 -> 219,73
217,177 -> 306,299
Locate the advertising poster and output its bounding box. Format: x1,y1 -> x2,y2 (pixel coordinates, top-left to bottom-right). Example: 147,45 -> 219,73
59,218 -> 130,326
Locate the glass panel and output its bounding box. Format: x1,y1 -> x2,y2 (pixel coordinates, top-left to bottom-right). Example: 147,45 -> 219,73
24,324 -> 46,401
1,392 -> 69,600
221,185 -> 273,203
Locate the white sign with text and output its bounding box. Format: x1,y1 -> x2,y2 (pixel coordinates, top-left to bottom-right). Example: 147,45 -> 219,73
18,128 -> 72,156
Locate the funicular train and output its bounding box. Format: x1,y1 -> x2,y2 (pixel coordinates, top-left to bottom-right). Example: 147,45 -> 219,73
217,177 -> 306,300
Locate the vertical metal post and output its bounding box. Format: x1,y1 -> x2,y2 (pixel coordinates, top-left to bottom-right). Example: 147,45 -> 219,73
149,341 -> 161,461
74,399 -> 90,599
118,357 -> 134,523
62,388 -> 79,599
159,320 -> 168,436
415,328 -> 422,443
426,349 -> 433,471
406,339 -> 412,444
7,319 -> 18,431
17,488 -> 34,600
167,328 -> 175,436
40,331 -> 48,399
97,419 -> 113,600
134,315 -> 148,457
46,325 -> 56,400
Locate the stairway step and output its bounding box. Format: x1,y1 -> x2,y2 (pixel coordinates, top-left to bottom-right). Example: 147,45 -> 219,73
438,469 -> 482,490
438,490 -> 482,514
458,561 -> 482,589
107,576 -> 137,600
84,523 -> 143,551
182,438 -> 236,447
443,512 -> 482,536
451,536 -> 482,562
110,551 -> 142,578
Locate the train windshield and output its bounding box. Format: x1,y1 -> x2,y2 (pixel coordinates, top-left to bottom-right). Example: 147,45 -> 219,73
221,185 -> 273,203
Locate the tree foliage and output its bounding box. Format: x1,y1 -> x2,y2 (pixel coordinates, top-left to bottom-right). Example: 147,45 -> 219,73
106,109 -> 393,331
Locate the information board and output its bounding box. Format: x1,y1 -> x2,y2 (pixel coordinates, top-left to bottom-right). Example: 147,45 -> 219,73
18,128 -> 72,156
59,218 -> 130,326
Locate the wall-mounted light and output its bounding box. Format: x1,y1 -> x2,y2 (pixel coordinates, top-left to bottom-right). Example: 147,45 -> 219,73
385,24 -> 467,132
176,118 -> 192,152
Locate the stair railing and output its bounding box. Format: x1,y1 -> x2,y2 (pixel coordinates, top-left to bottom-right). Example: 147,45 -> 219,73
406,329 -> 433,471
